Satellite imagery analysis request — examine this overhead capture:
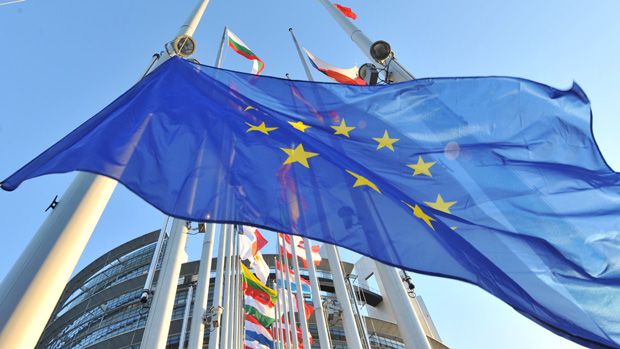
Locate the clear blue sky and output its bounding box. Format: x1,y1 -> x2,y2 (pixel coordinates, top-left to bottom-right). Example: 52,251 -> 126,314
1,1 -> 618,348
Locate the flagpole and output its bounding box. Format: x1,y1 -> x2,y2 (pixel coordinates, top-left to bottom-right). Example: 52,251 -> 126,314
219,225 -> 234,349
232,228 -> 241,349
141,216 -> 170,303
215,26 -> 228,68
288,28 -> 314,82
323,244 -> 365,348
287,28 -> 332,349
178,285 -> 194,349
140,219 -> 190,349
303,239 -> 331,349
272,280 -> 281,349
280,235 -> 300,349
314,2 -> 435,348
314,0 -> 414,82
207,225 -> 229,349
289,237 -> 312,348
187,223 -> 216,349
275,256 -> 292,349
0,1 -> 214,347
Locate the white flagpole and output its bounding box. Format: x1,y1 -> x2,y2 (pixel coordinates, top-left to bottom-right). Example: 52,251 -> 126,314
187,223 -> 216,349
280,235 -> 300,349
276,255 -> 293,348
140,219 -> 190,349
141,216 -> 170,303
231,228 -> 241,349
207,225 -> 229,349
178,285 -> 194,348
288,28 -> 332,349
0,1 -> 213,347
324,244 -> 365,348
303,239 -> 331,348
314,0 -> 413,82
219,225 -> 234,348
289,237 -> 312,348
315,2 -> 434,348
272,280 -> 281,349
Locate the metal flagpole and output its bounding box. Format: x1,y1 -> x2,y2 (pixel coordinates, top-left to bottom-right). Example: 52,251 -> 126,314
315,2 -> 434,348
280,235 -> 300,349
288,28 -> 314,82
275,255 -> 292,348
231,228 -> 240,349
303,239 -> 331,348
324,244 -> 365,348
219,225 -> 234,348
141,216 -> 170,303
207,225 -> 228,349
314,0 -> 413,82
272,280 -> 281,349
0,1 -> 213,347
345,266 -> 372,348
140,219 -> 190,349
289,237 -> 312,348
187,223 -> 216,349
288,27 -> 332,349
179,285 -> 194,348
215,26 -> 228,69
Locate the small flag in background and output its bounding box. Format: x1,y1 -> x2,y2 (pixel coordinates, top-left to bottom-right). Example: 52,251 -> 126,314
305,49 -> 366,85
242,264 -> 277,327
334,4 -> 357,19
279,233 -> 322,268
227,28 -> 265,75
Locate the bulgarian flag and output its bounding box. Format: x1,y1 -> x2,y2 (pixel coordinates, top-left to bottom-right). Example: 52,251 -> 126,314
242,264 -> 277,327
227,29 -> 265,75
304,49 -> 366,85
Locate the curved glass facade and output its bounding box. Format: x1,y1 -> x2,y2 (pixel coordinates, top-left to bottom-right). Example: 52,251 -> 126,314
37,231 -> 407,349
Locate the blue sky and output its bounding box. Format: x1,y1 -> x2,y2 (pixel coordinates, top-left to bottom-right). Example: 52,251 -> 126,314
1,0 -> 619,348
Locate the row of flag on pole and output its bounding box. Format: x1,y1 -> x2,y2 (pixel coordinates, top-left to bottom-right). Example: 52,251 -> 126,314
225,27 -> 365,85
240,227 -> 322,349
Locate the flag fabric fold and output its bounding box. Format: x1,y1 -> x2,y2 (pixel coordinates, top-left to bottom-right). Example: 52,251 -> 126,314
3,57 -> 620,348
305,49 -> 366,85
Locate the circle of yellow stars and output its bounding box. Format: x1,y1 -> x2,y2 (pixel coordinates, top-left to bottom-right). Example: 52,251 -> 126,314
242,105 -> 457,231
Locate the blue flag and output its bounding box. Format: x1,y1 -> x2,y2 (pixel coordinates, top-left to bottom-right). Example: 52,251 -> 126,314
3,57 -> 620,348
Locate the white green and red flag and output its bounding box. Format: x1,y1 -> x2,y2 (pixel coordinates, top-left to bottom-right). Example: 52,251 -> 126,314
304,48 -> 366,85
227,29 -> 265,75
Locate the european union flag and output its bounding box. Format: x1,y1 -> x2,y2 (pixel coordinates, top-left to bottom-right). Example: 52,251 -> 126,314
3,57 -> 619,348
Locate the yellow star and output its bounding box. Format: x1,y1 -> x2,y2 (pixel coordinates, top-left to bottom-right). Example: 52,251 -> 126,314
406,156 -> 436,177
244,106 -> 255,112
372,130 -> 400,151
280,144 -> 319,168
403,201 -> 436,230
331,118 -> 356,138
425,194 -> 456,214
245,122 -> 278,135
345,170 -> 381,193
288,121 -> 312,132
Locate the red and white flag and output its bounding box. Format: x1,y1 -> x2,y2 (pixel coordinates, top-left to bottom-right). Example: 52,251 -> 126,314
304,49 -> 366,86
334,4 -> 357,20
241,225 -> 268,260
279,233 -> 322,268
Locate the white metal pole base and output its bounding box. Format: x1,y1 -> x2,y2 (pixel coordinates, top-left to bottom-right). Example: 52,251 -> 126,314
0,172 -> 117,349
374,262 -> 432,349
303,239 -> 331,349
187,223 -> 215,349
324,244 -> 364,348
140,218 -> 189,349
